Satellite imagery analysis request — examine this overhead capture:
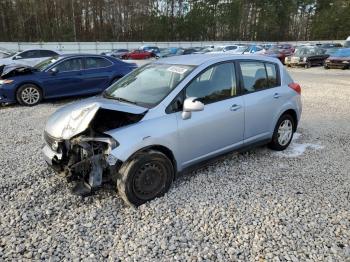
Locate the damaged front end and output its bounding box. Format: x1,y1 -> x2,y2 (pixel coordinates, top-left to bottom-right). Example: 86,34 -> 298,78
1,63 -> 34,78
42,98 -> 146,196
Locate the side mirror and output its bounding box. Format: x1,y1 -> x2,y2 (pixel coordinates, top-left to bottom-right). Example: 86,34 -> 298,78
49,68 -> 59,75
181,97 -> 204,120
13,55 -> 22,60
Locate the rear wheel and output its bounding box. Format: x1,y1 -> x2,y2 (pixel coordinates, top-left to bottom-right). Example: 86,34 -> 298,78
16,84 -> 42,106
269,114 -> 295,151
117,150 -> 174,206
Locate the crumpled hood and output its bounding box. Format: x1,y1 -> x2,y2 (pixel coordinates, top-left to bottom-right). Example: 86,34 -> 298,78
1,63 -> 33,78
45,96 -> 147,140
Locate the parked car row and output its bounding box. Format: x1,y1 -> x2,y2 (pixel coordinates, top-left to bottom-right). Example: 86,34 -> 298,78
1,37 -> 349,106
0,54 -> 137,106
99,42 -> 348,71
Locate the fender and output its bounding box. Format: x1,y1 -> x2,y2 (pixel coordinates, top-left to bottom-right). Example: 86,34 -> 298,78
271,101 -> 300,134
106,113 -> 181,170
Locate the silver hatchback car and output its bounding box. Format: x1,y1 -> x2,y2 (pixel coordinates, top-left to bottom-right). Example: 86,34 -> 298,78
42,54 -> 302,206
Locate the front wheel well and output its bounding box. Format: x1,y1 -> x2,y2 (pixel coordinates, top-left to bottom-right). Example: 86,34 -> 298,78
16,82 -> 43,96
127,145 -> 177,178
281,109 -> 298,132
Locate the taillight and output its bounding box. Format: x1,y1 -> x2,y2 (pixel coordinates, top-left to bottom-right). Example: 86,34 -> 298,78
288,82 -> 301,95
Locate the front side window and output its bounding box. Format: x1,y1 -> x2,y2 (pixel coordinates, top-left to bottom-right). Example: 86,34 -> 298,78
186,62 -> 236,104
53,58 -> 84,72
85,57 -> 112,69
225,46 -> 237,51
17,50 -> 39,59
104,63 -> 194,108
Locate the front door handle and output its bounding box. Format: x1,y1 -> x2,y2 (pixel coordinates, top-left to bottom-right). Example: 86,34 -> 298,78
273,93 -> 281,99
230,104 -> 242,111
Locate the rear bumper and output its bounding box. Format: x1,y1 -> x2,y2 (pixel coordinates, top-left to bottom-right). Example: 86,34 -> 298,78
325,62 -> 349,69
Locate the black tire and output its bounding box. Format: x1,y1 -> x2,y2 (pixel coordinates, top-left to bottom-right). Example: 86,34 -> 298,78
16,84 -> 42,106
117,150 -> 174,206
304,60 -> 311,69
268,114 -> 295,151
324,65 -> 330,69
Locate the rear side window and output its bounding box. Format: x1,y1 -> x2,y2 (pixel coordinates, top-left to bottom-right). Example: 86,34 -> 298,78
265,63 -> 278,87
240,61 -> 279,92
85,57 -> 112,69
40,50 -> 58,57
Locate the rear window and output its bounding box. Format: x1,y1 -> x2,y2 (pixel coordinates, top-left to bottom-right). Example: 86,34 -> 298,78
85,57 -> 112,69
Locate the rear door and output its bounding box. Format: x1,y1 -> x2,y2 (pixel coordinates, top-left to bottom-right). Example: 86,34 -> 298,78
43,57 -> 85,97
238,60 -> 285,143
82,56 -> 114,92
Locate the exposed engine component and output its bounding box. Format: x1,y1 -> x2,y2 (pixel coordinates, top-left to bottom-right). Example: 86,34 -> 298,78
43,108 -> 145,196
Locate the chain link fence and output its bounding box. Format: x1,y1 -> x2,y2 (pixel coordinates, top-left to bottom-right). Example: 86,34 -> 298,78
0,40 -> 345,54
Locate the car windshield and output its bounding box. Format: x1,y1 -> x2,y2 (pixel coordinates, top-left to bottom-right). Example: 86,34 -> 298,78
104,63 -> 195,108
34,56 -> 60,71
1,52 -> 15,58
295,48 -> 316,56
332,49 -> 350,57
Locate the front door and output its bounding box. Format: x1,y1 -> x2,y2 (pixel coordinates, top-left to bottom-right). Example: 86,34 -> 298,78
176,62 -> 245,168
43,57 -> 85,98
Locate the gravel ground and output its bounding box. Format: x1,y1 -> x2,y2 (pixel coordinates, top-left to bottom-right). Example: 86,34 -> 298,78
0,67 -> 350,261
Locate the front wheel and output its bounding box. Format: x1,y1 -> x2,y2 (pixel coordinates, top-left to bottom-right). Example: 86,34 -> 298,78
304,61 -> 311,69
16,84 -> 42,106
117,150 -> 174,206
268,114 -> 295,151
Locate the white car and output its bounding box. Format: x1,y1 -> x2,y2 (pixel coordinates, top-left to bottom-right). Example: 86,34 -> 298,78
0,49 -> 60,67
209,45 -> 241,54
0,48 -> 15,59
243,45 -> 266,55
345,36 -> 350,48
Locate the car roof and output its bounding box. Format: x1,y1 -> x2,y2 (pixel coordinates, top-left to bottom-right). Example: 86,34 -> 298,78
155,54 -> 279,66
58,53 -> 111,58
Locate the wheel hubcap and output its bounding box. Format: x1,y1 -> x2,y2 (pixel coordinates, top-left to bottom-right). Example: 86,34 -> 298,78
133,162 -> 166,200
277,119 -> 293,146
21,87 -> 40,105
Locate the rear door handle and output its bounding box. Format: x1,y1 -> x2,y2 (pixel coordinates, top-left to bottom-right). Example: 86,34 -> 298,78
230,104 -> 242,111
273,93 -> 281,99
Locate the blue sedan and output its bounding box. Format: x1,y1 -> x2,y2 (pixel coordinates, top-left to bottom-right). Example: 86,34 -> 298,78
0,54 -> 137,106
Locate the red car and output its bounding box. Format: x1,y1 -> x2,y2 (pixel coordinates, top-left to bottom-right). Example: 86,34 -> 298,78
265,44 -> 295,64
121,50 -> 155,60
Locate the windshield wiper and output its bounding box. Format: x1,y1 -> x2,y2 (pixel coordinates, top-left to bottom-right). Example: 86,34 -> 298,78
103,92 -> 139,105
